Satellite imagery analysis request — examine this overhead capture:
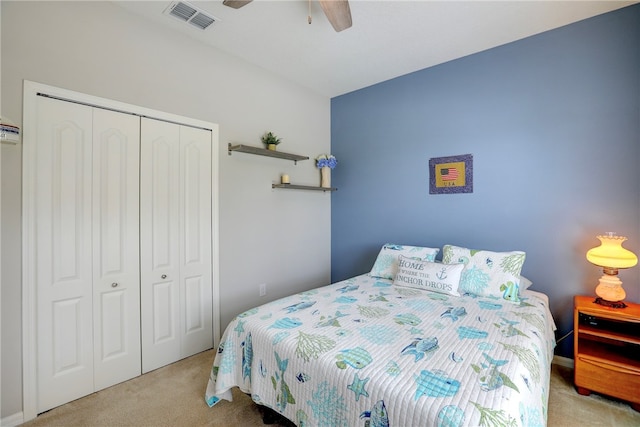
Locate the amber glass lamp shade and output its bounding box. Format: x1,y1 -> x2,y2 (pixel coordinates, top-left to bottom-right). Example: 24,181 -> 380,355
586,233 -> 638,305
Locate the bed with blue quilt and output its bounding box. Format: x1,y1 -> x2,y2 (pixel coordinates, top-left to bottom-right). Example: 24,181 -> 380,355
206,244 -> 557,426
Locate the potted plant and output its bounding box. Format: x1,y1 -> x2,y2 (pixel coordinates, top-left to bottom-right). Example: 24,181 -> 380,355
261,131 -> 282,151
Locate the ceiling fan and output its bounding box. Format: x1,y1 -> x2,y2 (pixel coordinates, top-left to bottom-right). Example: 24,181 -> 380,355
223,0 -> 352,32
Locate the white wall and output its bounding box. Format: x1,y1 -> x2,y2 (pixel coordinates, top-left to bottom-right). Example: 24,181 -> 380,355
1,1 -> 331,419
0,1 -> 3,419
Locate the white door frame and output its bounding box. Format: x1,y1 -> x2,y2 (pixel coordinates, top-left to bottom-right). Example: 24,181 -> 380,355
22,80 -> 220,422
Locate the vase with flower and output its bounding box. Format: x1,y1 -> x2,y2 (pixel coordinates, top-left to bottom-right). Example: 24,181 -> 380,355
316,154 -> 337,188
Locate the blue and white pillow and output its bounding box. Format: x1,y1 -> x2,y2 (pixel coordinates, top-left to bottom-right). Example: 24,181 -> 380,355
370,243 -> 439,280
442,244 -> 526,303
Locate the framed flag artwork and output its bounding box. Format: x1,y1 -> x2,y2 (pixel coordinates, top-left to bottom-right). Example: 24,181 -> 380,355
429,154 -> 473,194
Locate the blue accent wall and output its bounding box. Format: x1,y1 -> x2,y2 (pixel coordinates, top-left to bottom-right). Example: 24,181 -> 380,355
330,5 -> 640,358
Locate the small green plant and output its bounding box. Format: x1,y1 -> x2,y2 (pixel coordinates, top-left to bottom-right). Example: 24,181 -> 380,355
261,131 -> 282,147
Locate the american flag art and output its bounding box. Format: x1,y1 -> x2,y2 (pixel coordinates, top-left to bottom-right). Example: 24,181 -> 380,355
440,167 -> 459,181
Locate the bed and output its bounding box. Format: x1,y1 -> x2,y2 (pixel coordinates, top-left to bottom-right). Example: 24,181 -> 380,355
206,244 -> 556,426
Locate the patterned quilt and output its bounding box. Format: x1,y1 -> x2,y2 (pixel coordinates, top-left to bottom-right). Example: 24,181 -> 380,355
206,273 -> 556,427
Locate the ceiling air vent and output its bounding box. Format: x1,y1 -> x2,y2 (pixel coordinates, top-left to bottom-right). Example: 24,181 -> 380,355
163,1 -> 218,30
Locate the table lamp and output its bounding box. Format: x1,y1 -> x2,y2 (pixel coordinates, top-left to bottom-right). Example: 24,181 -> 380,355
586,232 -> 638,308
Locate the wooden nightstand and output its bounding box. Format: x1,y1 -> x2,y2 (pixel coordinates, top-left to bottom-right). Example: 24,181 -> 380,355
573,296 -> 640,411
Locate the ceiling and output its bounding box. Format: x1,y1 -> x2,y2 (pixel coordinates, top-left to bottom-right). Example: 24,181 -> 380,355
115,1 -> 638,98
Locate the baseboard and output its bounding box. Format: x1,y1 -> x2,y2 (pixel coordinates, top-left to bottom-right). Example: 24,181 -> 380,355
1,411 -> 23,427
552,355 -> 574,369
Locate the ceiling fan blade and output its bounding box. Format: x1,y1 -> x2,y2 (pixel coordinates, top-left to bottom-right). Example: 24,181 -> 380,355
319,0 -> 352,32
222,0 -> 253,9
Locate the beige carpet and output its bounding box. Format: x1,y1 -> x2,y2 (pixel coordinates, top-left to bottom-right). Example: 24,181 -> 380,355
21,350 -> 640,426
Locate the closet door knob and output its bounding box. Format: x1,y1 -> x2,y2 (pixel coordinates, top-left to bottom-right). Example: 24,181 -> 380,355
111,282 -> 118,288
161,274 -> 167,279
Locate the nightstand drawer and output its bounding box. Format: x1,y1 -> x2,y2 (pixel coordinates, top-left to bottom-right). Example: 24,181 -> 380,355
575,355 -> 640,404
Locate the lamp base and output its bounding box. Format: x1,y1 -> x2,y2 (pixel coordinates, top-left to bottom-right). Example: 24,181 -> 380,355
594,297 -> 627,309
594,273 -> 626,304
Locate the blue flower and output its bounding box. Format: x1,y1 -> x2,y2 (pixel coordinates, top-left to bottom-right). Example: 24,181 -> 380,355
316,154 -> 337,169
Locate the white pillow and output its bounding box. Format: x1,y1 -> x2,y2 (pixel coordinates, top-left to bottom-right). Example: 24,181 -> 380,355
442,244 -> 526,304
519,275 -> 533,291
393,256 -> 464,297
370,243 -> 439,280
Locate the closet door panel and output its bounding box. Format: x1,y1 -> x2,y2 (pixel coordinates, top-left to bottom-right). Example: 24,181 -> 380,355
92,109 -> 141,390
140,118 -> 181,373
36,96 -> 94,413
151,282 -> 175,342
180,126 -> 213,356
149,139 -> 173,269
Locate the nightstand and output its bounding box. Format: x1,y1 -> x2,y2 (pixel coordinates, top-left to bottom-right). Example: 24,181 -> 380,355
573,296 -> 640,411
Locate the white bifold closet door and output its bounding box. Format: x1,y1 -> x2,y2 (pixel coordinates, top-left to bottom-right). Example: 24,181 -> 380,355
35,96 -> 141,413
92,108 -> 141,389
140,118 -> 213,373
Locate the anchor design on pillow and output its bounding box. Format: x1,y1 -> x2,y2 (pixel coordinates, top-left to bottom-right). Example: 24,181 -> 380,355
436,267 -> 448,280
